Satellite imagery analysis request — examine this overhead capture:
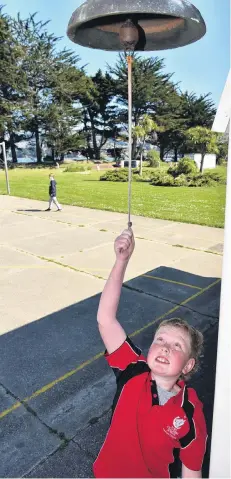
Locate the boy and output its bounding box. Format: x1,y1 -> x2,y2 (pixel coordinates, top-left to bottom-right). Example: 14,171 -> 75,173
45,174 -> 62,211
93,229 -> 207,478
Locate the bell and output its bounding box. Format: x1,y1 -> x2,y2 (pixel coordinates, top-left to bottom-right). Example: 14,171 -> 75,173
67,0 -> 206,51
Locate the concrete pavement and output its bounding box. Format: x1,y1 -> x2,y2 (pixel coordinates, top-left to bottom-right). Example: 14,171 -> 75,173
0,196 -> 223,477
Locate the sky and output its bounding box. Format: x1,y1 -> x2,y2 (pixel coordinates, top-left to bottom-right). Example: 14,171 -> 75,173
4,0 -> 230,107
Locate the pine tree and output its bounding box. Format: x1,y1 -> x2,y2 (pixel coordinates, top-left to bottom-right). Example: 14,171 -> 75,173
0,8 -> 28,161
157,91 -> 216,161
81,70 -> 118,160
11,13 -> 88,162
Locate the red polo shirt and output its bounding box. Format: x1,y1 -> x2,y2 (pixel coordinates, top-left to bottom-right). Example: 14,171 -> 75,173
93,337 -> 207,478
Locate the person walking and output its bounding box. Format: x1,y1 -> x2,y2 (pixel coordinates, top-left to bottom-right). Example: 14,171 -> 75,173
45,174 -> 62,211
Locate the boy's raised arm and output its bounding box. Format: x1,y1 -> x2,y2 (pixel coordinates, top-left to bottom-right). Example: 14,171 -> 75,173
97,229 -> 135,354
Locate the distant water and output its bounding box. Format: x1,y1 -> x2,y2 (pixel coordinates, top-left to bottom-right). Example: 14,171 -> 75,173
12,157 -> 37,164
11,157 -> 86,164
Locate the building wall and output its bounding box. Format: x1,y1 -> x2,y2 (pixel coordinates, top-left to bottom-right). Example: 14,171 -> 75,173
193,153 -> 216,169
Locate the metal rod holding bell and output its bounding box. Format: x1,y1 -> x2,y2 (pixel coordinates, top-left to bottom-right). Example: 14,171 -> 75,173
119,19 -> 139,228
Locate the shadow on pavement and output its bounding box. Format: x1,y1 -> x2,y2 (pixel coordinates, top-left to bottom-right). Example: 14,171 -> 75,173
0,266 -> 220,478
17,209 -> 44,212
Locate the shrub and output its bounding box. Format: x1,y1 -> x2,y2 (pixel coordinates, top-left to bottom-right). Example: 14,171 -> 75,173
2,161 -> 15,170
175,157 -> 198,175
136,168 -> 160,182
205,169 -> 227,184
217,158 -> 227,167
100,169 -> 129,182
188,169 -> 226,187
63,163 -> 92,173
174,174 -> 189,187
167,164 -> 179,178
150,169 -> 174,186
146,150 -> 160,168
188,173 -> 215,187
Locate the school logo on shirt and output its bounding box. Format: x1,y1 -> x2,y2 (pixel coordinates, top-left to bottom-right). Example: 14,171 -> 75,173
173,416 -> 186,429
164,416 -> 187,439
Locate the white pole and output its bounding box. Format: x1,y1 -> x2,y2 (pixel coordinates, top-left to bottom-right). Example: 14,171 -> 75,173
209,129 -> 231,475
0,141 -> 10,195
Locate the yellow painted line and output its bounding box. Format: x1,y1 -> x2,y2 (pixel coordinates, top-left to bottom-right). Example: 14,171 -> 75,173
130,278 -> 220,338
0,278 -> 220,420
0,351 -> 104,419
25,351 -> 104,402
142,275 -> 202,290
0,401 -> 22,419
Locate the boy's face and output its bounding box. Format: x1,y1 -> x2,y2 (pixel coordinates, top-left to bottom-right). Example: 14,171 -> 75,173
147,325 -> 195,381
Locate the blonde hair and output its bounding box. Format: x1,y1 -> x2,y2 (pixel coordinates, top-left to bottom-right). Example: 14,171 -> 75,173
156,317 -> 204,380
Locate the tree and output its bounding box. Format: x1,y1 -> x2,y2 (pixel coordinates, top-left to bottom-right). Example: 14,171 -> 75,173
133,115 -> 160,175
44,65 -> 92,161
216,137 -> 228,164
44,105 -> 82,161
185,127 -> 220,172
109,54 -> 175,159
155,85 -> 184,161
11,13 -> 87,163
156,91 -> 217,161
181,92 -> 216,129
0,8 -> 29,162
146,150 -> 160,168
81,70 -> 118,160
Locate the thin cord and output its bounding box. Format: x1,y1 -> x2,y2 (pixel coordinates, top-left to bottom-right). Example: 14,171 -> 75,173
127,54 -> 133,229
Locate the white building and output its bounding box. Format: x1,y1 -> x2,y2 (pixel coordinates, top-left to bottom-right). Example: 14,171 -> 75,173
187,153 -> 217,169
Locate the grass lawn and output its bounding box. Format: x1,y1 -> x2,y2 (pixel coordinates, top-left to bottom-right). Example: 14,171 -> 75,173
0,167 -> 226,228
